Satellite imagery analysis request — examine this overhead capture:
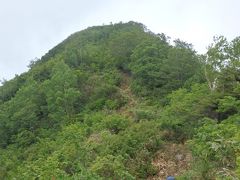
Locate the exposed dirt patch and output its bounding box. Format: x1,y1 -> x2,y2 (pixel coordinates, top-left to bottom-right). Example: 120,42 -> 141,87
117,72 -> 137,117
148,143 -> 192,180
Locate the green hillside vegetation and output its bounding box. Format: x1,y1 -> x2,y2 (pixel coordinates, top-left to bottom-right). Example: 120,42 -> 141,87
0,21 -> 239,179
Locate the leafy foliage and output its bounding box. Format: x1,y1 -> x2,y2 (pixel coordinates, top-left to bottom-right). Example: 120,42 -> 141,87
0,22 -> 239,179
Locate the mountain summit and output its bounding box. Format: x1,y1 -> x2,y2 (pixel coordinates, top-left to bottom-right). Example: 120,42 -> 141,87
0,22 -> 239,179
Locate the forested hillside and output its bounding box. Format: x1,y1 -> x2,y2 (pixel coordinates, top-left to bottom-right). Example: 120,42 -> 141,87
0,21 -> 239,179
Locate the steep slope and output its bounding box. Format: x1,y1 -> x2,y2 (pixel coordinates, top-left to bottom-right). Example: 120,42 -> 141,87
0,22 -> 239,179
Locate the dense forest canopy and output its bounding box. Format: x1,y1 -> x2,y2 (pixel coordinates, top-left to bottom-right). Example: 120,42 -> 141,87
0,21 -> 239,179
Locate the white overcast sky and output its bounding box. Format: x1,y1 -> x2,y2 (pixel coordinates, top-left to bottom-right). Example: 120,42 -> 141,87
0,0 -> 239,81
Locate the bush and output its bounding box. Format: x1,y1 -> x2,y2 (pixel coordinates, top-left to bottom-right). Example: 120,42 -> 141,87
188,119 -> 240,178
90,155 -> 134,179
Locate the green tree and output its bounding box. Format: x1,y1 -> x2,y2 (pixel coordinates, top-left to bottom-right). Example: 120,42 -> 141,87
43,60 -> 81,125
204,36 -> 240,93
